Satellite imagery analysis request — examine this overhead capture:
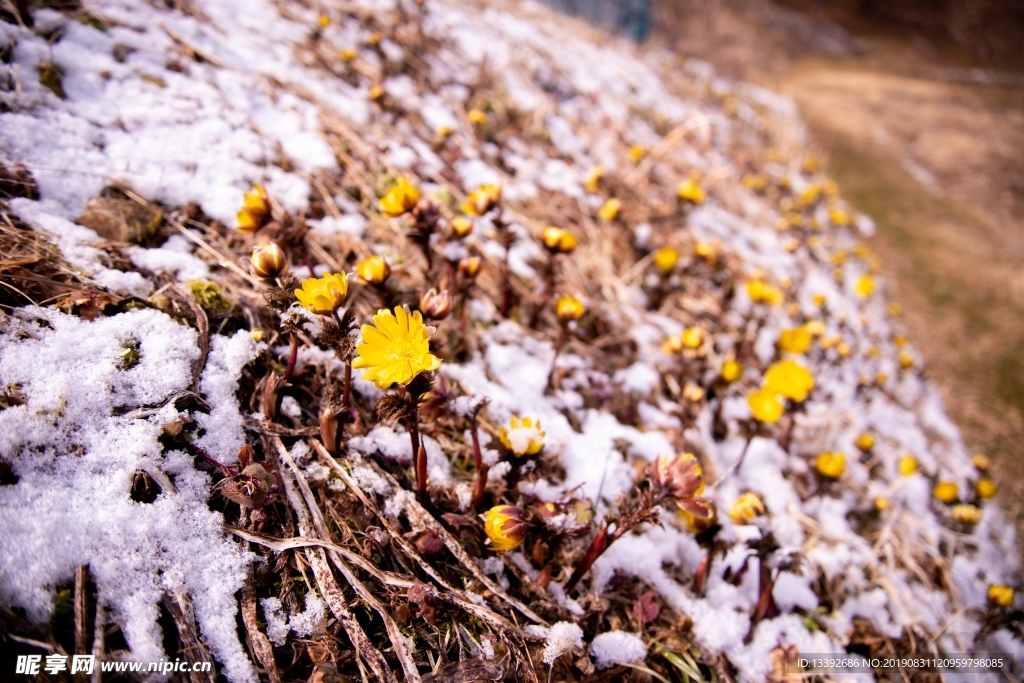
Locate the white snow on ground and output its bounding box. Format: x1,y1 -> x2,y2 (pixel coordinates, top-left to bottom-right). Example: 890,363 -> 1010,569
0,0 -> 1020,680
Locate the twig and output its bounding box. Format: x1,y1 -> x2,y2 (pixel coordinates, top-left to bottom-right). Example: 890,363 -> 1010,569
74,565 -> 88,656
239,567 -> 281,683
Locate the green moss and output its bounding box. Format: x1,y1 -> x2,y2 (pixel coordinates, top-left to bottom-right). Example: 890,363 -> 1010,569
188,279 -> 231,313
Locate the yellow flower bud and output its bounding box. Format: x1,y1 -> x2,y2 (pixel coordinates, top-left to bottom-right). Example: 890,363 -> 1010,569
598,198 -> 622,222
952,504 -> 981,525
541,226 -> 578,253
357,255 -> 390,285
815,452 -> 845,479
369,84 -> 384,100
379,177 -> 421,217
694,241 -> 717,263
777,325 -> 812,354
294,272 -> 349,315
467,108 -> 488,126
898,351 -> 914,369
450,216 -> 473,238
721,360 -> 743,383
729,492 -> 765,525
556,296 -> 585,322
987,584 -> 1014,608
367,32 -> 381,46
801,157 -> 818,173
748,388 -> 784,424
249,242 -> 288,281
458,255 -> 482,279
339,48 -> 357,62
855,433 -> 875,451
854,274 -> 875,298
898,456 -> 918,476
679,503 -> 717,533
812,293 -> 826,307
933,481 -> 958,504
829,208 -> 850,226
683,382 -> 705,402
977,478 -> 996,499
874,497 -> 891,511
661,335 -> 683,355
746,280 -> 783,305
482,505 -> 528,552
434,124 -> 453,142
236,183 -> 270,234
681,327 -> 704,349
318,14 -> 330,27
419,288 -> 452,320
677,178 -> 706,204
653,246 -> 680,274
629,144 -> 645,163
584,166 -> 604,193
462,183 -> 502,216
893,335 -> 907,348
498,416 -> 545,457
837,342 -> 851,358
972,453 -> 991,471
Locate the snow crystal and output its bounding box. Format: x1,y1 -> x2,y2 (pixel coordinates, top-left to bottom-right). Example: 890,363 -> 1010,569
589,631 -> 647,669
541,621 -> 584,665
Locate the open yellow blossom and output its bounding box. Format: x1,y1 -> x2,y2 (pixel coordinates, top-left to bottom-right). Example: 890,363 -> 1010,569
933,481 -> 958,504
450,216 -> 473,238
677,179 -> 706,204
815,452 -> 845,479
351,306 -> 441,389
357,255 -> 390,285
367,32 -> 382,46
681,327 -> 704,349
482,505 -> 528,552
972,453 -> 991,470
541,226 -> 578,253
748,387 -> 785,423
462,183 -> 501,216
721,360 -> 743,383
782,237 -> 800,252
556,296 -> 585,322
653,246 -> 680,274
746,280 -> 783,305
893,335 -> 907,348
694,241 -> 717,263
584,166 -> 605,193
729,492 -> 765,525
598,198 -> 622,221
294,272 -> 348,315
467,108 -> 488,125
854,274 -> 875,298
820,334 -> 841,349
380,178 -> 420,217
898,456 -> 918,476
499,416 -> 545,456
777,325 -> 812,354
855,433 -> 875,451
988,584 -> 1014,608
812,293 -> 826,307
629,144 -> 645,163
237,183 -> 270,233
977,478 -> 996,499
952,504 -> 981,525
764,359 -> 815,402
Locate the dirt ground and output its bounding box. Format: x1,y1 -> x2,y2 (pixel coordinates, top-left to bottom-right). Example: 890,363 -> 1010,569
651,0 -> 1024,548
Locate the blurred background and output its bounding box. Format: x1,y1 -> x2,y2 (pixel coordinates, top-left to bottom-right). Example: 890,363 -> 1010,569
547,0 -> 1024,545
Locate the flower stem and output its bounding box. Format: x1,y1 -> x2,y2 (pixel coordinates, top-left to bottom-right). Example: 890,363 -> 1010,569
406,392 -> 427,506
283,333 -> 298,384
546,328 -> 567,390
470,417 -> 488,510
564,525 -> 609,593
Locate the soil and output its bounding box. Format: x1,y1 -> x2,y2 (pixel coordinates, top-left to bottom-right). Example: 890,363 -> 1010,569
650,0 -> 1024,549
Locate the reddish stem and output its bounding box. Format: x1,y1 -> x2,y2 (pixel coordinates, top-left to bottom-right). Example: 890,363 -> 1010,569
283,333 -> 298,384
407,394 -> 427,506
564,525 -> 609,593
341,362 -> 353,409
546,328 -> 567,390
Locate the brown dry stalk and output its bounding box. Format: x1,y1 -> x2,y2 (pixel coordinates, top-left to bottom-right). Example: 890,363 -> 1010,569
240,567 -> 281,683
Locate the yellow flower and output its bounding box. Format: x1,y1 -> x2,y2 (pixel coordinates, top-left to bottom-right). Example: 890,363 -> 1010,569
661,335 -> 683,355
721,360 -> 743,383
898,456 -> 918,476
683,382 -> 705,402
653,246 -> 680,274
357,255 -> 390,285
369,84 -> 384,100
933,481 -> 958,504
679,504 -> 717,533
351,306 -> 441,389
829,207 -> 850,226
556,296 -> 585,322
459,255 -> 481,278
679,327 -> 702,349
855,433 -> 875,451
629,144 -> 645,163
380,178 -> 421,217
972,453 -> 991,471
801,157 -> 818,173
652,453 -> 713,518
499,416 -> 545,456
746,280 -> 783,305
800,184 -> 821,205
250,242 -> 288,281
339,48 -> 357,62
294,272 -> 348,315
467,108 -> 488,126
874,497 -> 891,511
694,241 -> 717,263
977,478 -> 996,499
237,183 -> 269,233
598,198 -> 622,221
815,452 -> 845,479
584,166 -> 605,193
812,293 -> 826,307
541,227 -> 578,253
837,342 -> 851,357
367,32 -> 381,46
898,351 -> 914,369
462,183 -> 502,216
804,320 -> 825,337
854,274 -> 875,298
777,326 -> 812,354
988,584 -> 1014,608
450,216 -> 473,238
763,359 -> 815,402
748,387 -> 785,423
318,14 -> 330,27
782,237 -> 800,252
893,335 -> 907,348
729,492 -> 765,525
952,504 -> 981,525
482,505 -> 528,552
677,179 -> 706,204
434,124 -> 453,142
